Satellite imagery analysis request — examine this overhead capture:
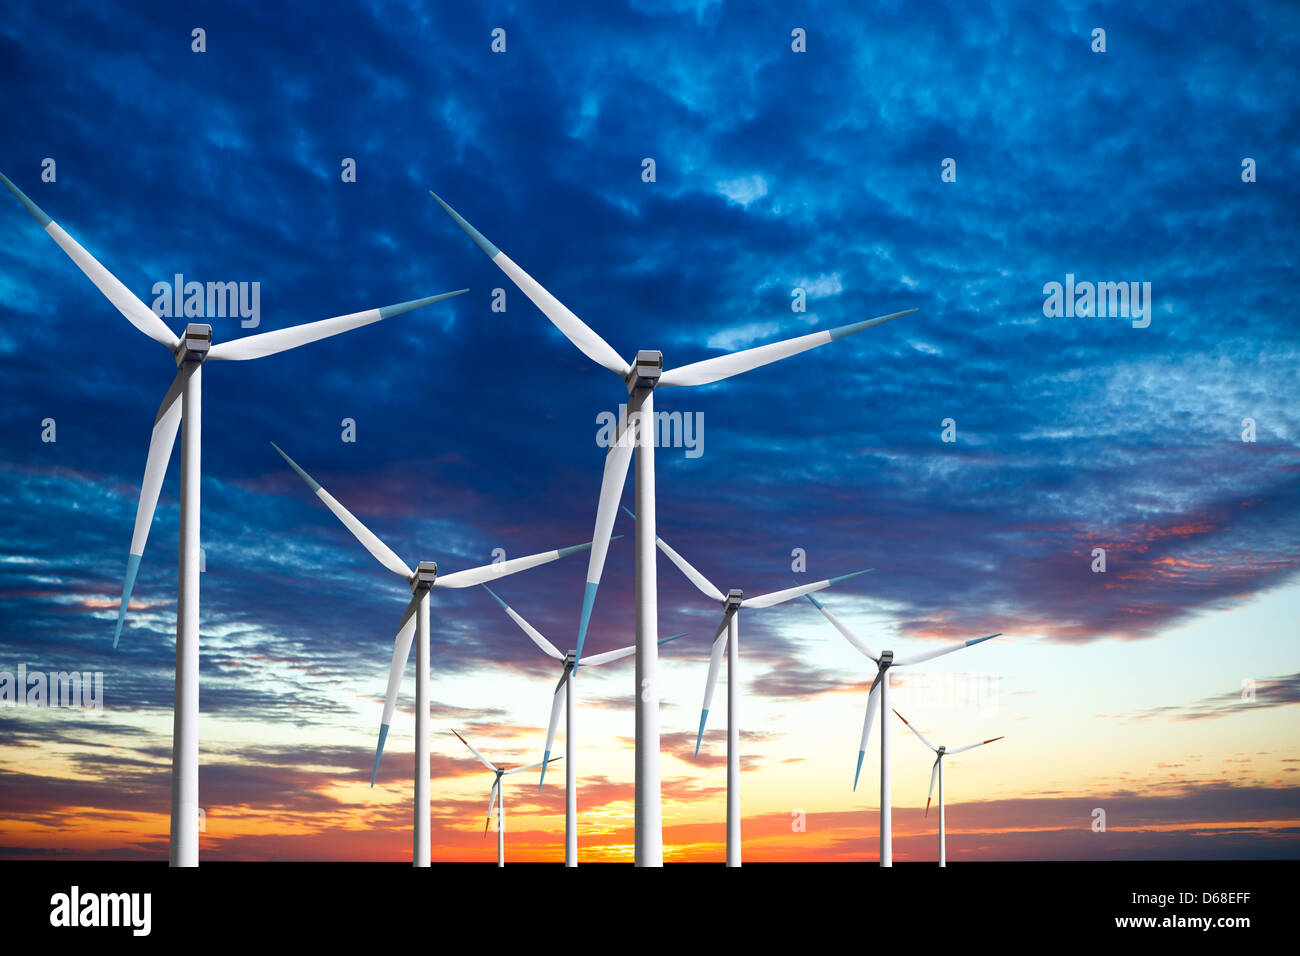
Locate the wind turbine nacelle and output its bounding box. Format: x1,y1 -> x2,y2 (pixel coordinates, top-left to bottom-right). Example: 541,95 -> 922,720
724,589 -> 743,610
879,649 -> 894,667
413,561 -> 438,588
176,324 -> 212,365
626,349 -> 662,392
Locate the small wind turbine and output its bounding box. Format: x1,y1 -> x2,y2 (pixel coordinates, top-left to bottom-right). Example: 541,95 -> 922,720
627,507 -> 871,866
480,584 -> 686,866
430,189 -> 915,865
451,729 -> 561,867
272,444 -> 597,866
893,709 -> 1003,867
1,170 -> 466,867
802,589 -> 1000,866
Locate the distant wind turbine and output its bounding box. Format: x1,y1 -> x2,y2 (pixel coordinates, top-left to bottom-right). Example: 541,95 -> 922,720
0,170 -> 466,866
430,188 -> 915,865
272,444 -> 596,866
628,506 -> 871,866
480,584 -> 685,866
452,729 -> 561,867
802,589 -> 1000,866
894,709 -> 1003,866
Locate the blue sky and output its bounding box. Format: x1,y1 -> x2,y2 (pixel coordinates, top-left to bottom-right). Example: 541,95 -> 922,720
0,0 -> 1297,861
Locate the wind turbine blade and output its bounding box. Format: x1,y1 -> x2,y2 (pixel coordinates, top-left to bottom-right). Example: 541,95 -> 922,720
580,632 -> 687,667
433,538 -> 601,589
481,585 -> 564,660
485,780 -> 499,835
694,611 -> 733,758
508,756 -> 562,776
946,736 -> 1005,755
853,675 -> 882,792
1,171 -> 180,350
658,309 -> 916,388
742,569 -> 873,609
538,673 -> 567,789
803,589 -> 879,662
207,290 -> 467,361
429,191 -> 628,376
622,507 -> 724,601
892,708 -> 938,752
452,729 -> 497,772
573,426 -> 635,666
892,633 -> 1001,668
271,443 -> 414,579
113,367 -> 186,647
371,594 -> 419,786
926,757 -> 940,816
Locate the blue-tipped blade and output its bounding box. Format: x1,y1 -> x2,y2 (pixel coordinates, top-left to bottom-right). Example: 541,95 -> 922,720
0,171 -> 53,226
428,191 -> 501,259
371,723 -> 390,787
112,553 -> 143,648
827,308 -> 918,341
270,442 -> 321,492
377,289 -> 468,319
538,750 -> 552,791
965,632 -> 1002,646
558,536 -> 616,559
657,632 -> 689,647
853,749 -> 866,791
694,710 -> 709,758
574,580 -> 599,670
828,568 -> 874,586
481,583 -> 508,610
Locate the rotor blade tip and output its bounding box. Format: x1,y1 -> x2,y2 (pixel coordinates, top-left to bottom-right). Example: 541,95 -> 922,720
0,171 -> 52,226
377,290 -> 466,320
371,723 -> 390,787
853,749 -> 866,791
272,444 -> 321,492
694,710 -> 709,759
428,191 -> 500,258
828,308 -> 918,342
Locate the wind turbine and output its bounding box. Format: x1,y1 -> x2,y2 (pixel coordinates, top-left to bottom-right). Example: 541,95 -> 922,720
272,444 -> 596,867
801,588 -> 1000,866
429,189 -> 916,865
0,170 -> 466,867
480,584 -> 686,866
893,709 -> 1003,867
627,506 -> 871,866
451,729 -> 561,867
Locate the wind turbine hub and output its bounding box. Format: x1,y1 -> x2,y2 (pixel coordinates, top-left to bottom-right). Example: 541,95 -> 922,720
563,650 -> 577,667
625,349 -> 662,393
937,746 -> 945,755
879,649 -> 894,669
724,589 -> 743,610
175,323 -> 211,366
412,560 -> 438,591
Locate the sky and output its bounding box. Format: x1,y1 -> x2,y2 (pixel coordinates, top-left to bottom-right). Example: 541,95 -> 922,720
0,0 -> 1297,863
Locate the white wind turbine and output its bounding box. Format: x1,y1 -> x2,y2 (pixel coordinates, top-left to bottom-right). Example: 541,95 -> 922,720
451,729 -> 561,867
1,170 -> 466,867
272,444 -> 596,867
627,506 -> 871,866
802,589 -> 1000,866
480,583 -> 687,866
893,709 -> 1003,867
430,189 -> 915,865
